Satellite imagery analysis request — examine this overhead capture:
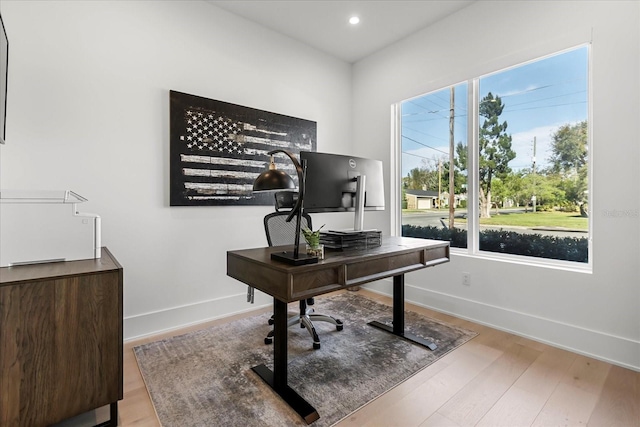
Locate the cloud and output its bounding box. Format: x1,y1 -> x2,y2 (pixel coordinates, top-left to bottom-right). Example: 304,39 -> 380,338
401,146 -> 449,176
510,123 -> 568,170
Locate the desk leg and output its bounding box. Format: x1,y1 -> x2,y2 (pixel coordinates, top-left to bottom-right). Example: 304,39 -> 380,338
251,299 -> 320,424
368,274 -> 438,351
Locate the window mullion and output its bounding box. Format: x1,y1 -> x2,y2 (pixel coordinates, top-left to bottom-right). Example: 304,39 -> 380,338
467,78 -> 479,254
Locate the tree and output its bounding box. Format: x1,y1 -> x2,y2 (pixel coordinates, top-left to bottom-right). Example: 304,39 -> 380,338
548,121 -> 588,216
443,155 -> 466,196
403,157 -> 440,191
478,93 -> 516,217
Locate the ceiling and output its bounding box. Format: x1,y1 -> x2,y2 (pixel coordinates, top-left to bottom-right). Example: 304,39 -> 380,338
207,1 -> 475,63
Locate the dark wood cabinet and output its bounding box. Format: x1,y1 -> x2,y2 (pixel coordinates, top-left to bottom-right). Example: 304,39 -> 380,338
0,247 -> 123,426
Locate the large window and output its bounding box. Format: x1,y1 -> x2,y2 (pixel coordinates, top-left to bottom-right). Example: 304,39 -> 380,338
399,46 -> 590,266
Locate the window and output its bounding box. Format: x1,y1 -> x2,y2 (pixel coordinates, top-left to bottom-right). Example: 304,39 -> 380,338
399,46 -> 590,266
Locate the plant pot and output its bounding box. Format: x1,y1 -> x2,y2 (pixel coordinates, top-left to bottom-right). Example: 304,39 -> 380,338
306,244 -> 324,260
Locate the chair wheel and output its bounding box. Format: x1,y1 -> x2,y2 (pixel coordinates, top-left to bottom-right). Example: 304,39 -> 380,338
268,318 -> 274,325
313,342 -> 321,350
337,324 -> 344,331
264,337 -> 273,345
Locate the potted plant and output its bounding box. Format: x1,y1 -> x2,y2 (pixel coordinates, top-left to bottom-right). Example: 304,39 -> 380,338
302,224 -> 325,259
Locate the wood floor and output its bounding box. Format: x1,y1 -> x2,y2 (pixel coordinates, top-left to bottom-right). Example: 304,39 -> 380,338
63,290 -> 639,427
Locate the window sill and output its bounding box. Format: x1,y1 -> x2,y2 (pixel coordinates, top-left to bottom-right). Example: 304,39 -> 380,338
450,247 -> 593,274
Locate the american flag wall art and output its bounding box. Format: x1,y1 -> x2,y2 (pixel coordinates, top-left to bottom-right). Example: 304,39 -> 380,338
169,90 -> 317,206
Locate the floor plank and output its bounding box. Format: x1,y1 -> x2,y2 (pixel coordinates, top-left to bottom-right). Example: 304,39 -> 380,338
53,289 -> 639,427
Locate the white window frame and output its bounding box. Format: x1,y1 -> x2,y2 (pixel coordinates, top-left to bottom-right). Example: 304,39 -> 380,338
392,44 -> 593,273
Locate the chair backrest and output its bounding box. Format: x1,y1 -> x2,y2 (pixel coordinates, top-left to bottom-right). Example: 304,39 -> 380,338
264,211 -> 312,247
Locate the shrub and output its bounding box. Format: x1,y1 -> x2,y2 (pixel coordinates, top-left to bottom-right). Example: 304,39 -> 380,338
401,225 -> 588,263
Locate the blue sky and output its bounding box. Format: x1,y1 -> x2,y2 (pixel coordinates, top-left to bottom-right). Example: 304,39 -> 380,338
401,45 -> 589,177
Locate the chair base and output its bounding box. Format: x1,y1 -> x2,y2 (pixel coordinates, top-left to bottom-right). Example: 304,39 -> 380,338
265,301 -> 343,349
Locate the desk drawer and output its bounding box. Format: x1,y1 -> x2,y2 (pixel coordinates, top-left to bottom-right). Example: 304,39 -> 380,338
291,268 -> 342,301
345,245 -> 448,286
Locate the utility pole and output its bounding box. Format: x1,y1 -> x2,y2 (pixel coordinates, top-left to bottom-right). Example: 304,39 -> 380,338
532,136 -> 537,213
449,86 -> 455,228
438,159 -> 442,209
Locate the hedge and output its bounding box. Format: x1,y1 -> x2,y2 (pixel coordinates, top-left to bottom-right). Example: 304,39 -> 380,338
401,224 -> 588,263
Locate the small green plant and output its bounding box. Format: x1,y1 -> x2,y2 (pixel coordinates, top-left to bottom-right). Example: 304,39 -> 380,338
301,224 -> 325,247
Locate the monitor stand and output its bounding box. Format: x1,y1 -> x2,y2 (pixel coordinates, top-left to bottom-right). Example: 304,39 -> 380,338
328,175 -> 379,235
354,174 -> 365,231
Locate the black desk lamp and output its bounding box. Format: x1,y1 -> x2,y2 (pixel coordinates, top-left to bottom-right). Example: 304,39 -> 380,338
253,149 -> 318,265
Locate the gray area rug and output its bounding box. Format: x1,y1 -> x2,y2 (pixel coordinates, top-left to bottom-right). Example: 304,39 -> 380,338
134,292 -> 477,426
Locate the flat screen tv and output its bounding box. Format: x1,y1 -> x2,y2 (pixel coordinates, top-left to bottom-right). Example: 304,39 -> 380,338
0,13 -> 7,144
300,151 -> 384,231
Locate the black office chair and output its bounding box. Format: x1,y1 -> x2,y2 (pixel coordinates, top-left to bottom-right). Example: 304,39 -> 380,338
261,194 -> 343,349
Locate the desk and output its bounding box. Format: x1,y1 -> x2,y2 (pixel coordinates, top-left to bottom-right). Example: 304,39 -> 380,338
227,236 -> 449,424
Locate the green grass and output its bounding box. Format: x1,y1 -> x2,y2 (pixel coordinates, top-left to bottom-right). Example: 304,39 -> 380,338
478,211 -> 587,230
451,211 -> 587,230
404,209 -> 588,230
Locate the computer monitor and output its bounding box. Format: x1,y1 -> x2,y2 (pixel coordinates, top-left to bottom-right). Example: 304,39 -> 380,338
300,151 -> 384,231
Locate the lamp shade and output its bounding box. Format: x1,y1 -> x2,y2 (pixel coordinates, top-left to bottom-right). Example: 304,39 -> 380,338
253,169 -> 295,192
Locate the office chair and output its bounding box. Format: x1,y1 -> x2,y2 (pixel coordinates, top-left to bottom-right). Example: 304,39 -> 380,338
261,193 -> 343,349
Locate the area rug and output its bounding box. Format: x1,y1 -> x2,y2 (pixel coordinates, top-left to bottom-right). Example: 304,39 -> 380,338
133,292 -> 477,426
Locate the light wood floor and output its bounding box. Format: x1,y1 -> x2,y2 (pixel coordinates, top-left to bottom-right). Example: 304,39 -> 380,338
64,290 -> 639,427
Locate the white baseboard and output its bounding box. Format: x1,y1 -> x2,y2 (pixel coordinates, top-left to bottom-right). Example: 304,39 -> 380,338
123,281 -> 639,372
363,280 -> 640,372
124,292 -> 272,341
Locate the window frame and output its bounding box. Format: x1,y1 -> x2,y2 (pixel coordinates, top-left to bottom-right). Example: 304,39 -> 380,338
393,44 -> 593,273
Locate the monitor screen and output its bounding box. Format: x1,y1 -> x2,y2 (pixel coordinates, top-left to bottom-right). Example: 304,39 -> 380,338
300,151 -> 384,214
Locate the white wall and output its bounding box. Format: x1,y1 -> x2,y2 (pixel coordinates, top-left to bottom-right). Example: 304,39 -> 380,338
353,0 -> 640,370
2,0 -> 638,371
0,1 -> 353,338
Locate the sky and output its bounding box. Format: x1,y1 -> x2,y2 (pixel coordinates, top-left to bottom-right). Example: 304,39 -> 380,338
401,45 -> 589,178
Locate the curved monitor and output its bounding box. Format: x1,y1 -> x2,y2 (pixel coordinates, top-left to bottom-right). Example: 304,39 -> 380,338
300,151 -> 384,230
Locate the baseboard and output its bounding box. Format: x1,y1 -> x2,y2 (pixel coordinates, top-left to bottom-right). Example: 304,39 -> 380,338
363,281 -> 640,372
124,292 -> 272,341
124,282 -> 639,372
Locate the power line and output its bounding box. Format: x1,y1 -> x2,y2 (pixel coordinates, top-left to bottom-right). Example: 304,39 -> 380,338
402,135 -> 449,155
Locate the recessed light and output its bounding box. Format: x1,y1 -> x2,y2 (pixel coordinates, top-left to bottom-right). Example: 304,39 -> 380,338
349,16 -> 360,25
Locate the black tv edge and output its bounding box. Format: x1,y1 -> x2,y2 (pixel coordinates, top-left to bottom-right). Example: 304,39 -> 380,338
0,13 -> 8,145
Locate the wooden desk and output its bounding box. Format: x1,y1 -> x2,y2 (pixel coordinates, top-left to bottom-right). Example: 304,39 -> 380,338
227,236 -> 449,424
0,248 -> 123,427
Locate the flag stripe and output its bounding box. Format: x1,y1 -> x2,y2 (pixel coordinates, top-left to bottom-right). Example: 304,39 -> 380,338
182,168 -> 258,180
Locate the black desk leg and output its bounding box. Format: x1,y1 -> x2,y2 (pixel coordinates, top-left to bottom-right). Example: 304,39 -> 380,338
251,298 -> 320,425
94,402 -> 118,427
368,274 -> 438,351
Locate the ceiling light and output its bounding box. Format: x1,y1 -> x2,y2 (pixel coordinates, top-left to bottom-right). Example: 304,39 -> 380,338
349,16 -> 360,25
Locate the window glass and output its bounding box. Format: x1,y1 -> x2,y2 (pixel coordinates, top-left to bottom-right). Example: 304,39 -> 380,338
399,46 -> 590,265
401,82 -> 468,248
477,47 -> 589,263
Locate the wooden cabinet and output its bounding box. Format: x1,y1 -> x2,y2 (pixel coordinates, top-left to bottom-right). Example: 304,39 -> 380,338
0,247 -> 123,426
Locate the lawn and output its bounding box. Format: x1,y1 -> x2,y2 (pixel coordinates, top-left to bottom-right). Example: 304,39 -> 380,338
474,211 -> 588,230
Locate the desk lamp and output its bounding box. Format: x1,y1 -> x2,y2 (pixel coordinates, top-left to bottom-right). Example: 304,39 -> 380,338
253,149 -> 318,265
